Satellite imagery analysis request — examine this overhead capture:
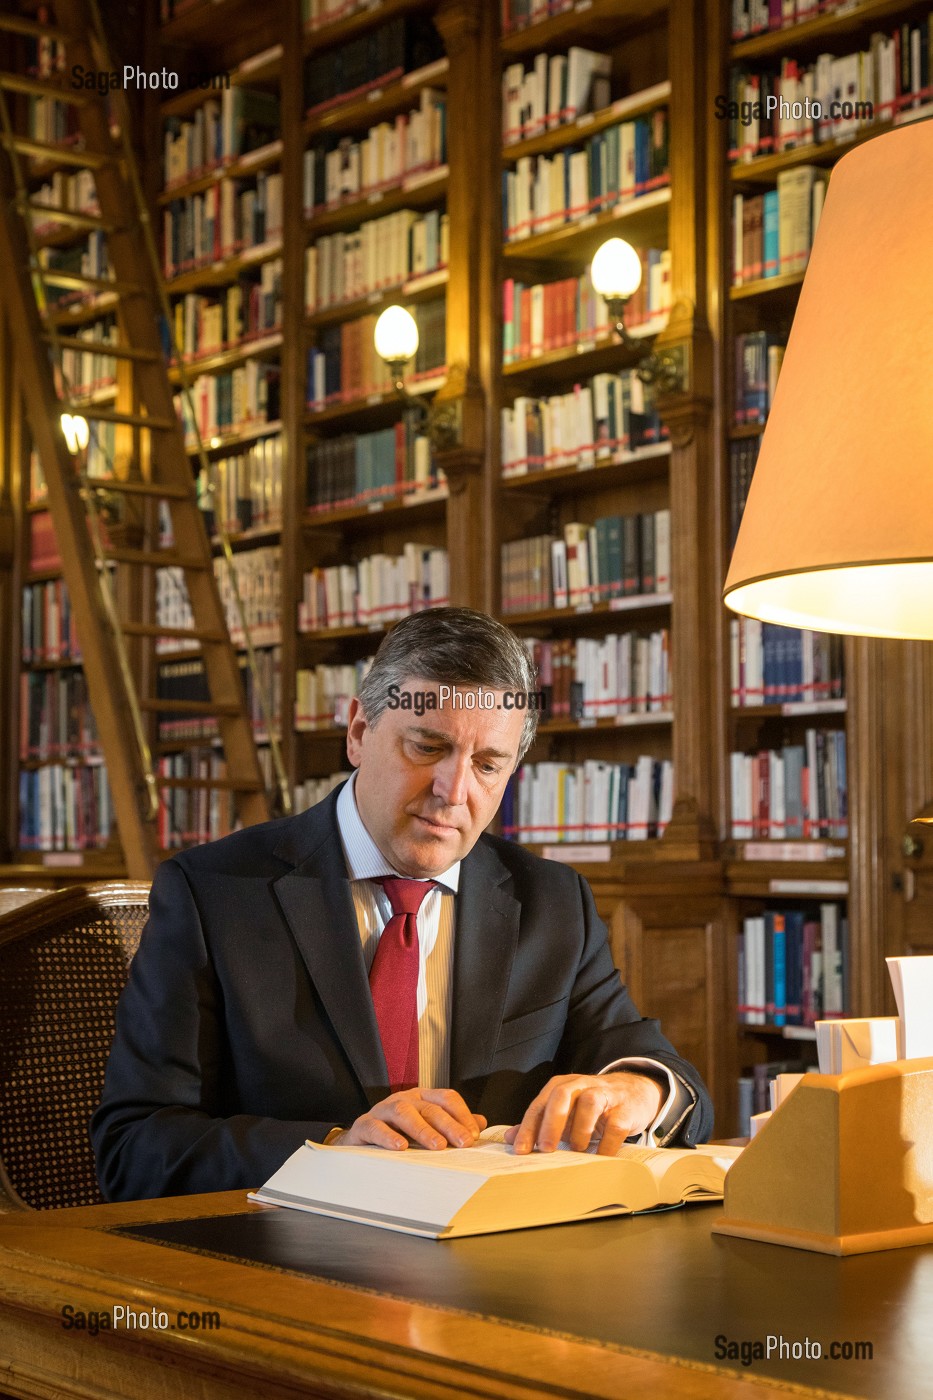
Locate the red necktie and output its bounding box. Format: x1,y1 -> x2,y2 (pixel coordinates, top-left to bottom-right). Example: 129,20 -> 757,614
369,878 -> 437,1092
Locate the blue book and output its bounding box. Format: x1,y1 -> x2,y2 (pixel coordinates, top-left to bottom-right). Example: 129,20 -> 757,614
763,190 -> 779,277
771,912 -> 786,1026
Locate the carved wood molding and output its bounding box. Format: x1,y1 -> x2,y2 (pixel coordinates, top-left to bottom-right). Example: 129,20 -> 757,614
433,0 -> 482,54
658,394 -> 713,450
435,448 -> 484,494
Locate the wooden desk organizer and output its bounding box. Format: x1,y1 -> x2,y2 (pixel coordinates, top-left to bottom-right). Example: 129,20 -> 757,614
714,1057 -> 933,1255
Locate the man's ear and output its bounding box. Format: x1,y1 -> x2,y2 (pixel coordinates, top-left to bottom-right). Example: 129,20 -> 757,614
346,696 -> 368,766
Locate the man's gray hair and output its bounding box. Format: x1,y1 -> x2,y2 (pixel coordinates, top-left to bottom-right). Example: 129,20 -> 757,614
358,607 -> 539,761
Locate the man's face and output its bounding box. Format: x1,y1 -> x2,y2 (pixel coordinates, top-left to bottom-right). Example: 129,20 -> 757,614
346,678 -> 526,877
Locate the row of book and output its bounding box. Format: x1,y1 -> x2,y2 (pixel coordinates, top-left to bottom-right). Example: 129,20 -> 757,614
28,512 -> 64,573
502,0 -> 582,34
40,236 -> 109,308
526,631 -> 671,721
305,209 -> 448,313
306,414 -> 435,513
501,756 -> 674,843
295,658 -> 375,730
60,317 -> 117,399
737,1061 -> 815,1136
728,20 -> 933,162
163,88 -> 280,186
195,433 -> 284,536
732,166 -> 827,284
162,175 -> 283,279
214,548 -> 282,648
729,618 -> 845,707
298,547 -> 449,632
27,93 -> 78,146
156,568 -> 198,654
294,771 -> 347,810
502,257 -> 669,365
156,753 -> 237,850
730,731 -> 848,840
169,266 -> 282,359
734,331 -> 785,425
304,14 -> 443,115
731,0 -> 841,40
501,371 -> 667,476
175,361 -> 280,444
729,435 -> 761,548
306,300 -> 445,409
738,904 -> 847,1028
502,47 -> 612,143
21,580 -> 81,663
503,113 -> 669,241
157,649 -> 282,743
303,90 -> 446,212
501,513 -> 672,615
18,764 -> 114,853
19,670 -> 98,761
30,172 -> 98,234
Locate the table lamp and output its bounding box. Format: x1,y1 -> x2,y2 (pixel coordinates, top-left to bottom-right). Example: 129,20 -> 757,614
723,120 -> 933,641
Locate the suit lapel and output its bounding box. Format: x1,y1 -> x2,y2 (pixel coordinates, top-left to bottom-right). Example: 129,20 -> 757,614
449,839 -> 521,1087
272,793 -> 388,1103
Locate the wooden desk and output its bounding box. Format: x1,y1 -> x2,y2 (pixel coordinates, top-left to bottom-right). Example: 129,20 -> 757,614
0,1191 -> 927,1400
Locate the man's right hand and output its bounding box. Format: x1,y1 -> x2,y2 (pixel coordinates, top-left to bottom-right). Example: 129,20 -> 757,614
332,1088 -> 486,1150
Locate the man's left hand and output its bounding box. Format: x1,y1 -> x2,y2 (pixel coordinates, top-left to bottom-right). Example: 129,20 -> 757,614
504,1072 -> 663,1156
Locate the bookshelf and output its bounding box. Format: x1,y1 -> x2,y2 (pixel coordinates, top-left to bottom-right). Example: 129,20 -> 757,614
3,0 -> 933,1130
715,0 -> 933,1128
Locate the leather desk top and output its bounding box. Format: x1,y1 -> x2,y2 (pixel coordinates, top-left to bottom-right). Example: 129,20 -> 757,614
110,1199 -> 933,1399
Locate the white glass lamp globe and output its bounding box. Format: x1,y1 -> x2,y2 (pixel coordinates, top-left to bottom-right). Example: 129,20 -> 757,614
590,238 -> 643,299
61,412 -> 89,453
374,305 -> 419,363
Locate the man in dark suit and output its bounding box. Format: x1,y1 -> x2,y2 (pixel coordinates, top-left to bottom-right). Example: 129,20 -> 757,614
92,608 -> 712,1201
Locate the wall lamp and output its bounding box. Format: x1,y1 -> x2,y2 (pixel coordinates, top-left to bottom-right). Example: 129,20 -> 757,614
373,305 -> 460,452
590,237 -> 684,393
60,412 -> 89,454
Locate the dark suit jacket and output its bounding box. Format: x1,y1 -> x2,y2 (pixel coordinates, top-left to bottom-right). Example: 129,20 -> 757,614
91,788 -> 713,1200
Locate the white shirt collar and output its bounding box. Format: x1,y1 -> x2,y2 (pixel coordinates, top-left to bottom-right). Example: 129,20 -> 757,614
335,770 -> 461,892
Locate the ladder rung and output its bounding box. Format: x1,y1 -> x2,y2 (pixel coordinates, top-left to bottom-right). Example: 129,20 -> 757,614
157,777 -> 265,792
0,135 -> 112,168
28,204 -> 113,232
82,477 -> 192,501
121,623 -> 226,642
72,407 -> 178,431
49,335 -> 160,364
140,699 -> 243,716
105,548 -> 210,570
0,15 -> 68,42
0,73 -> 89,104
41,271 -> 140,296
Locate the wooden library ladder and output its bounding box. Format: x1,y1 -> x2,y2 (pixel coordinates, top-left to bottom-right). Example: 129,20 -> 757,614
0,0 -> 285,878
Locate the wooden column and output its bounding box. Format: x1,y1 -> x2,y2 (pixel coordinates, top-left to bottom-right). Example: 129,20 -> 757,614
432,0 -> 501,612
278,0 -> 305,809
0,319 -> 16,861
655,0 -> 718,855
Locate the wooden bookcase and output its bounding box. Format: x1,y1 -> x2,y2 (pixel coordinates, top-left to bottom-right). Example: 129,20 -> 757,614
3,0 -> 933,1131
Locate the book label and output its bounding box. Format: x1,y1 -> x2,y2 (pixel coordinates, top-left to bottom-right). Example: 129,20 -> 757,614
769,879 -> 849,896
541,844 -> 611,863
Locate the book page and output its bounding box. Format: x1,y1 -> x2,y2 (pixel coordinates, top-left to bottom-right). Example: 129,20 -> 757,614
310,1139 -> 598,1174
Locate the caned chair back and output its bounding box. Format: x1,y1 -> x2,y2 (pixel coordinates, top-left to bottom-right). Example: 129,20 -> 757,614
0,883 -> 150,1211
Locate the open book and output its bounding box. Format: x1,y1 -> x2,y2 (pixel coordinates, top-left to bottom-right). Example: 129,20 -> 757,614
249,1127 -> 743,1239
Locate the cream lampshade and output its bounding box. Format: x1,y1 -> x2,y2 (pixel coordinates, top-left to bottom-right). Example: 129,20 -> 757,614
723,120 -> 933,639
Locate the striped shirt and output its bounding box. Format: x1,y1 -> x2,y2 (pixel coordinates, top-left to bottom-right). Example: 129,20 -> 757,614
336,771 -> 457,1089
